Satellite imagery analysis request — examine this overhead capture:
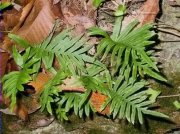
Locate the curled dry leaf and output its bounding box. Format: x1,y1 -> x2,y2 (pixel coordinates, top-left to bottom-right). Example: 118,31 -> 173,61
0,52 -> 9,103
14,0 -> 63,44
1,95 -> 28,121
2,0 -> 65,52
61,77 -> 85,92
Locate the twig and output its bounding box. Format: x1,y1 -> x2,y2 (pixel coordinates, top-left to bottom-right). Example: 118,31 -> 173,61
156,18 -> 180,32
157,28 -> 180,38
158,94 -> 180,99
160,40 -> 180,42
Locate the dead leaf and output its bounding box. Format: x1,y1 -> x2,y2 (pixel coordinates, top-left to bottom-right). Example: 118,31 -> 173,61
2,8 -> 21,31
61,0 -> 96,34
138,0 -> 159,25
1,0 -> 64,51
90,92 -> 110,115
61,76 -> 85,92
12,2 -> 22,11
0,52 -> 9,77
14,100 -> 29,121
12,0 -> 36,32
123,0 -> 159,26
29,72 -> 85,93
28,72 -> 52,95
15,0 -> 65,44
1,96 -> 28,121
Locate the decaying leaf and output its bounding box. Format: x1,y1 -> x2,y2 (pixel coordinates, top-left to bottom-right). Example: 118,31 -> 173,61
61,0 -> 96,34
1,95 -> 40,121
138,0 -> 159,25
28,72 -> 52,95
2,0 -> 65,52
2,8 -> 21,31
14,0 -> 63,44
29,72 -> 85,94
90,92 -> 110,115
123,0 -> 159,26
0,52 -> 9,77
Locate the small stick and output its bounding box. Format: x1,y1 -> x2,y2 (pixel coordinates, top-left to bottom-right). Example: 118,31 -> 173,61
157,28 -> 180,38
158,94 -> 180,99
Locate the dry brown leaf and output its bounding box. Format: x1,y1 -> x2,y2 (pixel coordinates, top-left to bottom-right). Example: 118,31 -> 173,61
61,0 -> 96,34
2,8 -> 21,31
0,52 -> 9,77
28,72 -> 52,95
138,0 -> 159,25
5,59 -> 20,74
12,0 -> 36,32
123,0 -> 159,26
14,0 -> 56,44
1,95 -> 40,121
28,72 -> 85,93
61,77 -> 85,92
13,100 -> 29,121
1,96 -> 28,121
2,0 -> 65,50
90,92 -> 110,115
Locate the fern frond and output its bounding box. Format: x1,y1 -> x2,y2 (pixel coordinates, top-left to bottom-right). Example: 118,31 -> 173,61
101,76 -> 168,124
9,25 -> 106,76
89,17 -> 166,81
40,71 -> 68,114
2,47 -> 38,108
58,92 -> 95,118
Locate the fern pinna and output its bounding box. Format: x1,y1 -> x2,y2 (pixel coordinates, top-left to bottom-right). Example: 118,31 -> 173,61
2,15 -> 168,124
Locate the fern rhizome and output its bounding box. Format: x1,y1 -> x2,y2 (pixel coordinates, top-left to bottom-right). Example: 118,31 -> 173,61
2,13 -> 168,124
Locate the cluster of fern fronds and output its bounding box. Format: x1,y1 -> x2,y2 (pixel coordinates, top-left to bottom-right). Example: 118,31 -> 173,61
1,9 -> 168,124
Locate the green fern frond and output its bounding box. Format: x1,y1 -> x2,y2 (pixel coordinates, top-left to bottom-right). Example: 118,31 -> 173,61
40,71 -> 69,115
56,107 -> 69,122
89,17 -> 166,82
2,47 -> 38,108
9,29 -> 99,76
58,92 -> 95,118
101,76 -> 168,124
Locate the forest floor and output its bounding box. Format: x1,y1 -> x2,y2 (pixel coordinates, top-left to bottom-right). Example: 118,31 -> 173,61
0,0 -> 180,134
